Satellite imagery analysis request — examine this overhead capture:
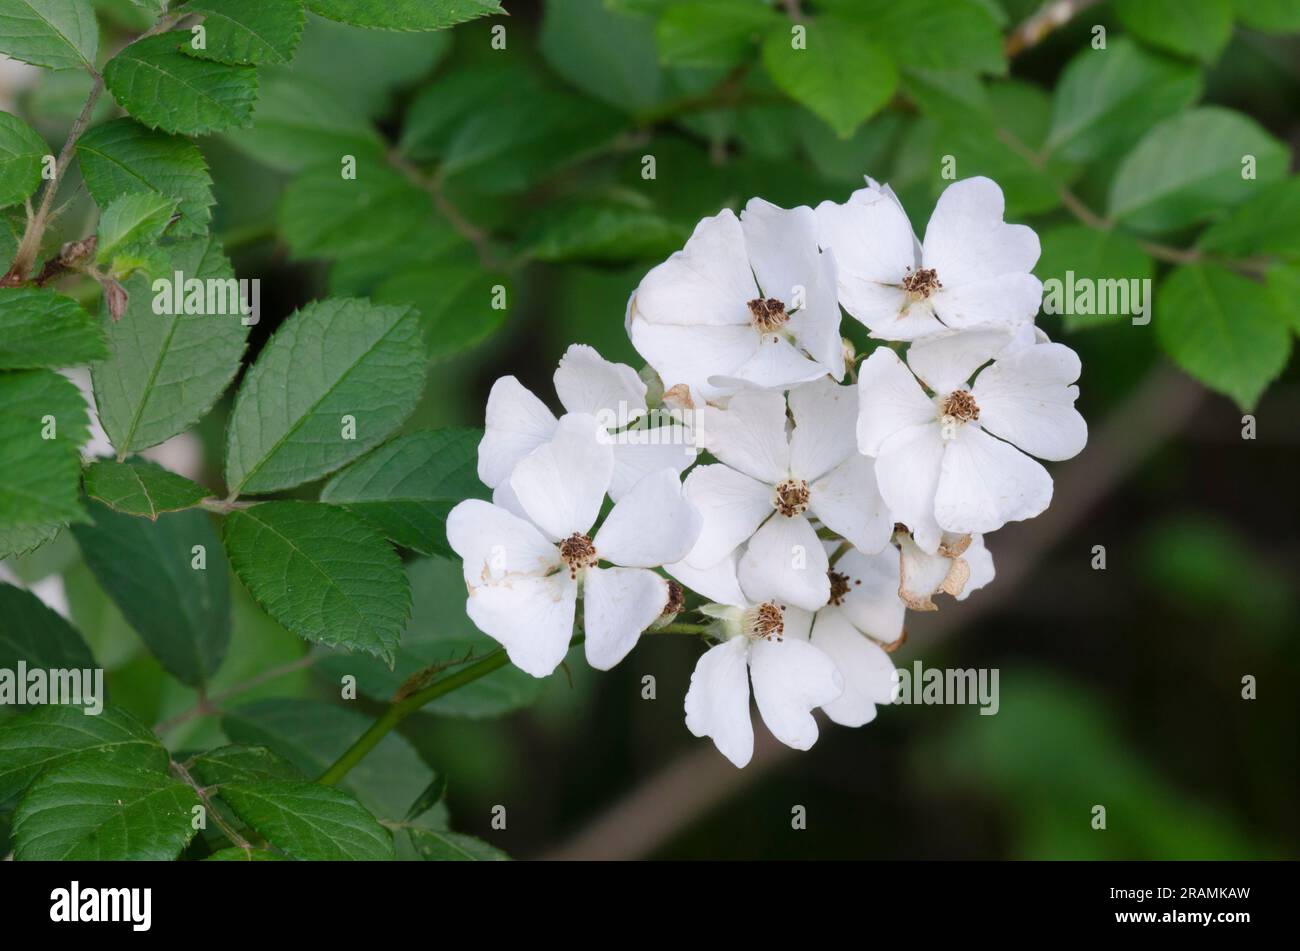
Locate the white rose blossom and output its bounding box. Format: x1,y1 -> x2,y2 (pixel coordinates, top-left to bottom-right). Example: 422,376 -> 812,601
857,328 -> 1087,553
445,171 -> 1085,770
448,414 -> 701,676
685,600 -> 842,769
682,377 -> 891,612
626,198 -> 843,404
478,343 -> 695,503
815,176 -> 1042,341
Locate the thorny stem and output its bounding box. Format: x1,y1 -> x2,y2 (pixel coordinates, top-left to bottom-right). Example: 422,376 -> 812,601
1,11 -> 182,286
317,641 -> 550,786
170,758 -> 253,855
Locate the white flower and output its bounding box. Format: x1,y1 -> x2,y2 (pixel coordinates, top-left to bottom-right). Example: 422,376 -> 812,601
682,377 -> 891,611
684,601 -> 842,768
897,531 -> 995,611
477,344 -> 695,502
809,545 -> 905,728
626,198 -> 843,404
815,176 -> 1042,341
448,415 -> 701,676
857,329 -> 1087,553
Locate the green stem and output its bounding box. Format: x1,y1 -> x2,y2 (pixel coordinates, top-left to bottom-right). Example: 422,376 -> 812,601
658,622 -> 711,635
317,635 -> 583,787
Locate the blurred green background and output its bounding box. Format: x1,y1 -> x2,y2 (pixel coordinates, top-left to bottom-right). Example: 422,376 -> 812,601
2,0 -> 1296,859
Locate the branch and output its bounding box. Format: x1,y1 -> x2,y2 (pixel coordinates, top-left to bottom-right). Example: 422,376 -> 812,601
154,654 -> 317,735
1,11 -> 183,286
541,364 -> 1209,860
170,758 -> 253,855
1004,0 -> 1103,58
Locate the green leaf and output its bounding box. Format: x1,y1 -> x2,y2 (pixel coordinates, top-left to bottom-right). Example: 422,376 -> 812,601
104,32 -> 259,136
655,0 -> 780,68
286,11 -> 450,117
91,236 -> 249,453
522,201 -> 691,263
314,558 -> 546,719
1197,177 -> 1300,261
0,287 -> 106,369
818,0 -> 1005,75
181,0 -> 305,65
1114,0 -> 1233,63
77,117 -> 216,238
0,521 -> 63,560
1108,108 -> 1289,234
1155,264 -> 1291,410
1045,37 -> 1202,163
1233,0 -> 1300,31
189,744 -> 304,786
224,298 -> 425,494
399,61 -> 530,161
83,457 -> 212,519
227,72 -> 386,172
373,259 -> 507,361
0,369 -> 89,532
926,81 -> 1071,217
539,0 -> 665,111
95,191 -> 178,267
72,500 -> 231,686
440,88 -> 625,194
0,111 -> 48,208
1035,225 -> 1154,332
1265,264 -> 1300,336
305,0 -> 502,31
12,754 -> 200,860
278,161 -> 428,259
223,501 -> 411,662
0,704 -> 163,808
205,845 -> 288,860
760,19 -> 896,138
403,773 -> 446,821
0,0 -> 97,69
221,697 -> 440,822
408,827 -> 508,861
0,582 -> 95,677
218,781 -> 394,860
319,429 -> 486,556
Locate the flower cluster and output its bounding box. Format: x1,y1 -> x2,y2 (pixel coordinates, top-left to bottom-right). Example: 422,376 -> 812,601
448,176 -> 1086,768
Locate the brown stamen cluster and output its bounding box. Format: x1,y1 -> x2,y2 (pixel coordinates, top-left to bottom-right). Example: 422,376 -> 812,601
663,580 -> 685,617
749,601 -> 786,641
558,533 -> 598,578
901,266 -> 941,298
828,571 -> 851,605
747,297 -> 788,332
941,390 -> 980,423
773,478 -> 810,517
